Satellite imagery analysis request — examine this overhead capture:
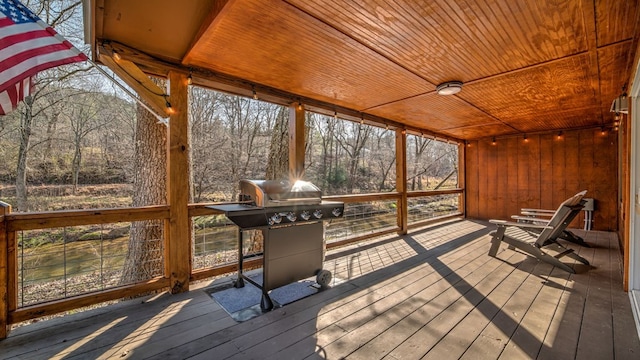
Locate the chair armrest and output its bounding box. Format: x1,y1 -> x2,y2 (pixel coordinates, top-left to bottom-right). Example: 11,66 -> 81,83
489,219 -> 552,230
520,208 -> 555,214
520,211 -> 553,217
511,215 -> 551,223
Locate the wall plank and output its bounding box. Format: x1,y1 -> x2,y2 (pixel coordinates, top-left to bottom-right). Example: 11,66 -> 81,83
465,141 -> 479,218
540,135 -> 554,209
527,135 -> 542,209
506,137 -> 519,220
478,139 -> 489,218
487,138 -> 498,219
466,128 -> 618,231
496,136 -> 508,219
579,129 -> 595,229
594,129 -> 618,230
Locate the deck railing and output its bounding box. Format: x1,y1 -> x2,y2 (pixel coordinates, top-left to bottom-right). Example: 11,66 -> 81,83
0,189 -> 462,338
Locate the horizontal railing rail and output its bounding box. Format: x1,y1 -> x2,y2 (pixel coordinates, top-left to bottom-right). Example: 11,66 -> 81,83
6,205 -> 170,231
407,188 -> 464,198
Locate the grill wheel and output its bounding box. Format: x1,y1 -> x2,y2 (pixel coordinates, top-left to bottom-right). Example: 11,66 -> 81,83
316,269 -> 332,288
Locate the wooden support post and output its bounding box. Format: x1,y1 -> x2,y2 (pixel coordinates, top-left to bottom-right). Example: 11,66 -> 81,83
289,102 -> 306,181
396,129 -> 408,234
165,71 -> 191,294
458,142 -> 466,217
0,201 -> 12,339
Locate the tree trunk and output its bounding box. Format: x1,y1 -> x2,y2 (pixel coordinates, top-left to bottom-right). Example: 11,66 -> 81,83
121,98 -> 167,284
15,98 -> 34,212
71,137 -> 81,194
265,107 -> 289,180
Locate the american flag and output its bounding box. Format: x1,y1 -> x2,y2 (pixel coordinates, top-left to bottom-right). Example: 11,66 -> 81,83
0,0 -> 87,115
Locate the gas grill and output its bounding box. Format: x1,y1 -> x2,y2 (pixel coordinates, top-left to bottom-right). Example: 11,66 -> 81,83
208,180 -> 344,312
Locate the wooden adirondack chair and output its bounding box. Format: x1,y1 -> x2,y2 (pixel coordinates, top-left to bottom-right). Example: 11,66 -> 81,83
510,194 -> 590,247
488,190 -> 590,273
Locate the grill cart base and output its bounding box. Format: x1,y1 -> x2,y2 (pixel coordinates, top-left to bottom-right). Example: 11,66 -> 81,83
233,222 -> 327,312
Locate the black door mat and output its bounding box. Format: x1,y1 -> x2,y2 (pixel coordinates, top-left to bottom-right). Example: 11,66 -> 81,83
204,273 -> 319,322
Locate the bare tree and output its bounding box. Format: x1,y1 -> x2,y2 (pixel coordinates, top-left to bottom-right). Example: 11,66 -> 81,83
335,121 -> 371,193
63,91 -> 110,193
308,114 -> 338,192
370,128 -> 396,191
189,87 -> 226,202
406,136 -> 458,190
264,106 -> 289,180
15,96 -> 35,211
408,136 -> 432,190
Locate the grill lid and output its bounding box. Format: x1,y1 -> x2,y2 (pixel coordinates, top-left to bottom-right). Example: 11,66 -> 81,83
240,179 -> 321,207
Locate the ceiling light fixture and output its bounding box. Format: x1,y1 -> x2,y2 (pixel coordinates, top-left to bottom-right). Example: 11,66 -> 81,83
435,81 -> 463,95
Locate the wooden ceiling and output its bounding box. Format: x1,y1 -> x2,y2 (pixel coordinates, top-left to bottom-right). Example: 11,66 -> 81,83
88,0 -> 639,140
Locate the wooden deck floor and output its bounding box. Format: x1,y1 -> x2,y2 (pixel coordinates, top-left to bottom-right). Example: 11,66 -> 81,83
1,219 -> 639,359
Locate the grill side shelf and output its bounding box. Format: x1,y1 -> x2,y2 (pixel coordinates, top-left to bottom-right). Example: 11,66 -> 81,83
206,204 -> 268,229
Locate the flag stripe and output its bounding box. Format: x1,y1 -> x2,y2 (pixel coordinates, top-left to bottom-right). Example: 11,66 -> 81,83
1,42 -> 76,70
0,34 -> 61,60
0,52 -> 86,93
0,16 -> 14,27
0,26 -> 53,49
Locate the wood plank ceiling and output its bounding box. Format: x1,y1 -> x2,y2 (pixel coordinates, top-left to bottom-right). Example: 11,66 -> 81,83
91,0 -> 639,140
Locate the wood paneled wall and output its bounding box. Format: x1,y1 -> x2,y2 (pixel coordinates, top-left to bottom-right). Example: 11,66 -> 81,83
465,128 -> 618,231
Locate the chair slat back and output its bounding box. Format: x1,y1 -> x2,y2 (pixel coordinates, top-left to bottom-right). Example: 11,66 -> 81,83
535,190 -> 587,246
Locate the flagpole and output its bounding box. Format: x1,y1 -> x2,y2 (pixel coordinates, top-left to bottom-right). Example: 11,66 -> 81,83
89,59 -> 169,125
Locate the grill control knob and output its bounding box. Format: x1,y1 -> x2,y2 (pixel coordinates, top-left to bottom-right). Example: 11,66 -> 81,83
331,208 -> 342,217
271,213 -> 282,224
300,210 -> 311,221
286,212 -> 297,222
313,209 -> 323,219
